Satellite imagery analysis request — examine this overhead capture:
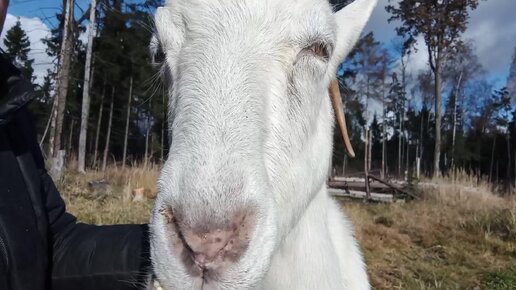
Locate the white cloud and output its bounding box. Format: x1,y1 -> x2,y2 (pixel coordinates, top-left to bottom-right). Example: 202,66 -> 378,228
464,0 -> 516,80
1,13 -> 54,85
405,36 -> 430,77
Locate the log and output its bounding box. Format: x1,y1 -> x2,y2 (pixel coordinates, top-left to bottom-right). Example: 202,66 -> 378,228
329,188 -> 394,203
367,174 -> 418,199
87,180 -> 112,198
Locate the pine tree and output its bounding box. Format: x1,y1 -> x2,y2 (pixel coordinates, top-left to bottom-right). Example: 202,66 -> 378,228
3,20 -> 34,82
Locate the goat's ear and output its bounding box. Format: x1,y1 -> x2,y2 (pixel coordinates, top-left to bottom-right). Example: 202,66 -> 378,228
331,0 -> 377,68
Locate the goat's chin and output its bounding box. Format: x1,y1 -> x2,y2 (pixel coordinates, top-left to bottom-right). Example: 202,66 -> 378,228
150,205 -> 278,290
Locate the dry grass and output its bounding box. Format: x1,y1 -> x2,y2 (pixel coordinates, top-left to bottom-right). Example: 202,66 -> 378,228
344,183 -> 516,289
56,165 -> 160,224
57,167 -> 516,289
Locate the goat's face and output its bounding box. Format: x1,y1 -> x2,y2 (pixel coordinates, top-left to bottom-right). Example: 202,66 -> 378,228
150,0 -> 376,289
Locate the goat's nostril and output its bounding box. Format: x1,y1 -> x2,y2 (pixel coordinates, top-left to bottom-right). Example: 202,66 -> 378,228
184,229 -> 234,266
164,208 -> 256,274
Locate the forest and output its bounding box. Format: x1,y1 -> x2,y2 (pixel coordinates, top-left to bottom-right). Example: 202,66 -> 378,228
3,0 -> 516,192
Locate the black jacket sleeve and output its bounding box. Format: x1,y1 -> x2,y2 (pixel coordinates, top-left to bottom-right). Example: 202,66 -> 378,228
45,174 -> 152,289
31,119 -> 152,290
1,53 -> 152,290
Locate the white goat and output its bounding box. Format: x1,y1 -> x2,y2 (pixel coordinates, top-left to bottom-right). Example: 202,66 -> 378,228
149,0 -> 377,289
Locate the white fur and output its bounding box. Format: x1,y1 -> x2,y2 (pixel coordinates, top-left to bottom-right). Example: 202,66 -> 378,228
150,0 -> 377,289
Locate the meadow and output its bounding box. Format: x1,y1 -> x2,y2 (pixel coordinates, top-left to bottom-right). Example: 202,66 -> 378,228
56,166 -> 516,290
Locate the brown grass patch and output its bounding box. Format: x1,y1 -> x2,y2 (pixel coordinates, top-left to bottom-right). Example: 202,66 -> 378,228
56,165 -> 160,224
343,183 -> 516,289
57,168 -> 516,289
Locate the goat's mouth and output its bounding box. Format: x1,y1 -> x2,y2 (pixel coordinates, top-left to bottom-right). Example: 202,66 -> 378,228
151,202 -> 272,290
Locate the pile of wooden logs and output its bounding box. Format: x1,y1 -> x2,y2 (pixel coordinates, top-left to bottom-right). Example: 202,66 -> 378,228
328,174 -> 418,203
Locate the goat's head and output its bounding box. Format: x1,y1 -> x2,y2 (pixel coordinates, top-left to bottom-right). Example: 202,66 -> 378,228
150,0 -> 376,289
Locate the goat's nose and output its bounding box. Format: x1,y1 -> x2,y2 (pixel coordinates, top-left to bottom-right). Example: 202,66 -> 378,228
164,208 -> 256,273
183,229 -> 235,268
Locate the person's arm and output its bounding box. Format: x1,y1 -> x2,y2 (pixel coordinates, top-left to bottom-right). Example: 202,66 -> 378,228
40,170 -> 151,289
6,70 -> 152,290
32,119 -> 152,290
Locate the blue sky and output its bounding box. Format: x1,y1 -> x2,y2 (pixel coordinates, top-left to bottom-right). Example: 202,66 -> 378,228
2,0 -> 516,89
8,0 -> 91,27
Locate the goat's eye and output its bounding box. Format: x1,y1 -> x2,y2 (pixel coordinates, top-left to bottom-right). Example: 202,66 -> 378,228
154,45 -> 166,64
306,42 -> 330,60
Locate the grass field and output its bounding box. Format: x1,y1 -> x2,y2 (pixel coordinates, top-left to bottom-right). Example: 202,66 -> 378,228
56,166 -> 516,290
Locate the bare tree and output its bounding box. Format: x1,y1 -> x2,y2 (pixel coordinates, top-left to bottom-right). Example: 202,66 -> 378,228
443,41 -> 484,171
67,119 -> 74,155
78,0 -> 98,173
376,48 -> 391,179
387,0 -> 481,178
92,77 -> 106,169
50,0 -> 75,177
122,76 -> 133,168
507,48 -> 516,184
144,96 -> 152,169
102,88 -> 115,171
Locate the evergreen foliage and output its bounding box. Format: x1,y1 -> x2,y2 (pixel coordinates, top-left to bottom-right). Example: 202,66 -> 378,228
3,20 -> 34,81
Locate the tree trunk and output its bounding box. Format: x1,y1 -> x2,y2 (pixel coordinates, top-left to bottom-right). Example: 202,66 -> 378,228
102,88 -> 115,171
398,112 -> 402,178
419,108 -> 424,160
405,136 -> 410,179
451,72 -> 463,172
78,0 -> 97,173
416,155 -> 421,180
433,56 -> 443,178
401,54 -> 407,178
381,77 -> 386,179
67,118 -> 74,158
506,133 -> 511,192
368,129 -> 372,172
144,97 -> 152,169
489,134 -> 497,183
86,62 -> 95,156
92,77 -> 106,169
364,128 -> 369,175
364,129 -> 371,202
52,0 -> 74,159
48,95 -> 58,157
122,76 -> 133,168
40,95 -> 56,148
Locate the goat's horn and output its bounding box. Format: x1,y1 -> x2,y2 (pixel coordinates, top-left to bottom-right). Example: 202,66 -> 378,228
329,79 -> 355,158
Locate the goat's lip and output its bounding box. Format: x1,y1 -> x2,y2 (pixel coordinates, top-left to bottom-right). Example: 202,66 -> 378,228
154,270 -> 223,290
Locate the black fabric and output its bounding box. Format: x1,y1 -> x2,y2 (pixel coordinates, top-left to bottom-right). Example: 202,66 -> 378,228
0,53 -> 151,289
0,54 -> 33,126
